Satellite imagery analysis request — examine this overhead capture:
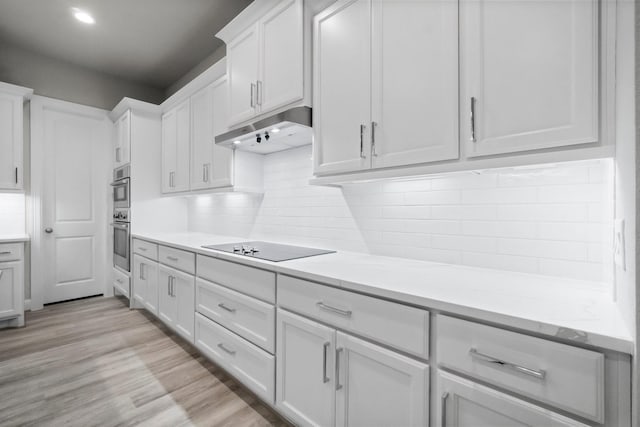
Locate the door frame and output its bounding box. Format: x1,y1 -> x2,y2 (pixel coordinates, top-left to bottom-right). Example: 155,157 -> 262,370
29,95 -> 113,310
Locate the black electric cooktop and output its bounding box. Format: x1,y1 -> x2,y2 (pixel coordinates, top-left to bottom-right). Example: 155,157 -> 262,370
202,241 -> 336,262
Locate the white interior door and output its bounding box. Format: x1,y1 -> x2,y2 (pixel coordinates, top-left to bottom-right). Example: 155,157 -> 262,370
31,96 -> 110,306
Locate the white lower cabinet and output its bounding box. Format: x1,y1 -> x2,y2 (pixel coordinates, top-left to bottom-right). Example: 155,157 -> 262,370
276,308 -> 429,427
195,312 -> 275,403
158,264 -> 195,343
437,371 -> 588,427
0,257 -> 24,327
132,254 -> 159,315
276,308 -> 336,426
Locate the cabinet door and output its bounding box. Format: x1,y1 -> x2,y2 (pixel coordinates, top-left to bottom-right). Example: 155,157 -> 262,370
461,0 -> 598,157
258,0 -> 304,113
313,0 -> 371,175
174,268 -> 195,343
371,0 -> 458,169
0,92 -> 22,190
143,261 -> 159,316
336,331 -> 429,427
190,84 -> 215,190
0,261 -> 23,321
132,254 -> 146,305
438,371 -> 588,427
158,265 -> 177,326
211,76 -> 234,188
115,110 -> 131,167
162,101 -> 190,193
227,23 -> 259,126
276,309 -> 336,427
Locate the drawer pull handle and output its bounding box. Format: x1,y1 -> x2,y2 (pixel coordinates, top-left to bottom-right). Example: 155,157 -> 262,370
166,256 -> 179,262
0,251 -> 11,255
218,303 -> 236,313
218,343 -> 236,356
322,342 -> 330,383
139,247 -> 147,251
469,348 -> 546,380
316,302 -> 352,318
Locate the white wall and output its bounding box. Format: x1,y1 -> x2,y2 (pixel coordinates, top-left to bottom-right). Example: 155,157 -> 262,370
188,145 -> 614,287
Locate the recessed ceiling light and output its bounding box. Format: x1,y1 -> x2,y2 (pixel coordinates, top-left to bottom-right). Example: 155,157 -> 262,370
72,8 -> 95,24
233,140 -> 241,145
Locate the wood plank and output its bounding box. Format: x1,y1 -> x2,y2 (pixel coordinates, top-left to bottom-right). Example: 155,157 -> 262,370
0,296 -> 290,426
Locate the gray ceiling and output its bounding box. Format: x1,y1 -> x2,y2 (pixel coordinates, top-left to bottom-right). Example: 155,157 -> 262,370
0,0 -> 253,89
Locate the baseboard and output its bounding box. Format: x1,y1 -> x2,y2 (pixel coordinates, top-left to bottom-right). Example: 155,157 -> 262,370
24,299 -> 31,311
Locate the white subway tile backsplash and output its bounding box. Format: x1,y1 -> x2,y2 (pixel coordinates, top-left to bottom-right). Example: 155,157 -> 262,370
0,193 -> 26,235
187,145 -> 613,285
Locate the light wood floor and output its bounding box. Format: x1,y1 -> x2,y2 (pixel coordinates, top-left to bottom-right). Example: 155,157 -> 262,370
0,296 -> 291,427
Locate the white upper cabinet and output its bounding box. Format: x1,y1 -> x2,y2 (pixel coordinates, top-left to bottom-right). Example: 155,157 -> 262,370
190,77 -> 234,191
313,0 -> 371,175
0,83 -> 31,190
370,0 -> 459,169
461,0 -> 598,157
313,0 -> 459,176
227,24 -> 260,125
219,0 -> 305,128
162,100 -> 190,193
114,110 -> 131,167
258,0 -> 304,113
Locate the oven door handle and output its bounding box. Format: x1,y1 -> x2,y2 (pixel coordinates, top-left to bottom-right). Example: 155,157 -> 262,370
110,178 -> 130,186
110,223 -> 130,229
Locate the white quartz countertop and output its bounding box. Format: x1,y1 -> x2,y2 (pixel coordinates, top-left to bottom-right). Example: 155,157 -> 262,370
0,234 -> 30,243
132,231 -> 634,354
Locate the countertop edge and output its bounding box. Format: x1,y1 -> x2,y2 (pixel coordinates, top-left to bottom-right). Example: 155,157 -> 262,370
131,232 -> 634,355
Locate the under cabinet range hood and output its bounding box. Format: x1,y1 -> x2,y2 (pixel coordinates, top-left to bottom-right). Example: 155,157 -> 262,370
215,106 -> 312,154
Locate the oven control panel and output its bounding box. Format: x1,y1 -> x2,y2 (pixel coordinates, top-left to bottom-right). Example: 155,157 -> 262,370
113,208 -> 130,223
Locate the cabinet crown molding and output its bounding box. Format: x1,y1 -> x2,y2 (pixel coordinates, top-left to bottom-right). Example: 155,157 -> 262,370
215,0 -> 282,43
0,81 -> 33,99
109,97 -> 162,121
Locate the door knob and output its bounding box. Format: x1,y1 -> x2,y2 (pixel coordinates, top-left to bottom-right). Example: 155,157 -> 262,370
45,228 -> 53,233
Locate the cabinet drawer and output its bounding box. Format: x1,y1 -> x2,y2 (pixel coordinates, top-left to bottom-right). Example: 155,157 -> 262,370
436,315 -> 605,422
197,255 -> 276,304
159,245 -> 195,274
0,243 -> 23,262
195,313 -> 275,404
196,278 -> 275,353
278,275 -> 429,359
133,239 -> 158,260
113,268 -> 130,298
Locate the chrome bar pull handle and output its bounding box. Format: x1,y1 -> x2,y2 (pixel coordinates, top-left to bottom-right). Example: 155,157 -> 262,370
15,167 -> 18,184
167,276 -> 171,295
469,348 -> 546,380
371,121 -> 378,157
256,80 -> 263,106
166,256 -> 179,262
470,97 -> 476,142
0,251 -> 11,255
322,342 -> 330,383
218,343 -> 236,355
116,147 -> 121,163
335,347 -> 344,390
441,392 -> 449,426
250,83 -> 256,108
316,302 -> 352,318
139,263 -> 144,280
359,124 -> 366,159
218,303 -> 236,313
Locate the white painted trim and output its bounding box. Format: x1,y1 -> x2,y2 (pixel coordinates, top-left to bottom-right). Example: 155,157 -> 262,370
109,98 -> 162,122
161,58 -> 226,112
30,95 -> 112,311
24,299 -> 31,311
0,81 -> 33,99
215,0 -> 281,43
